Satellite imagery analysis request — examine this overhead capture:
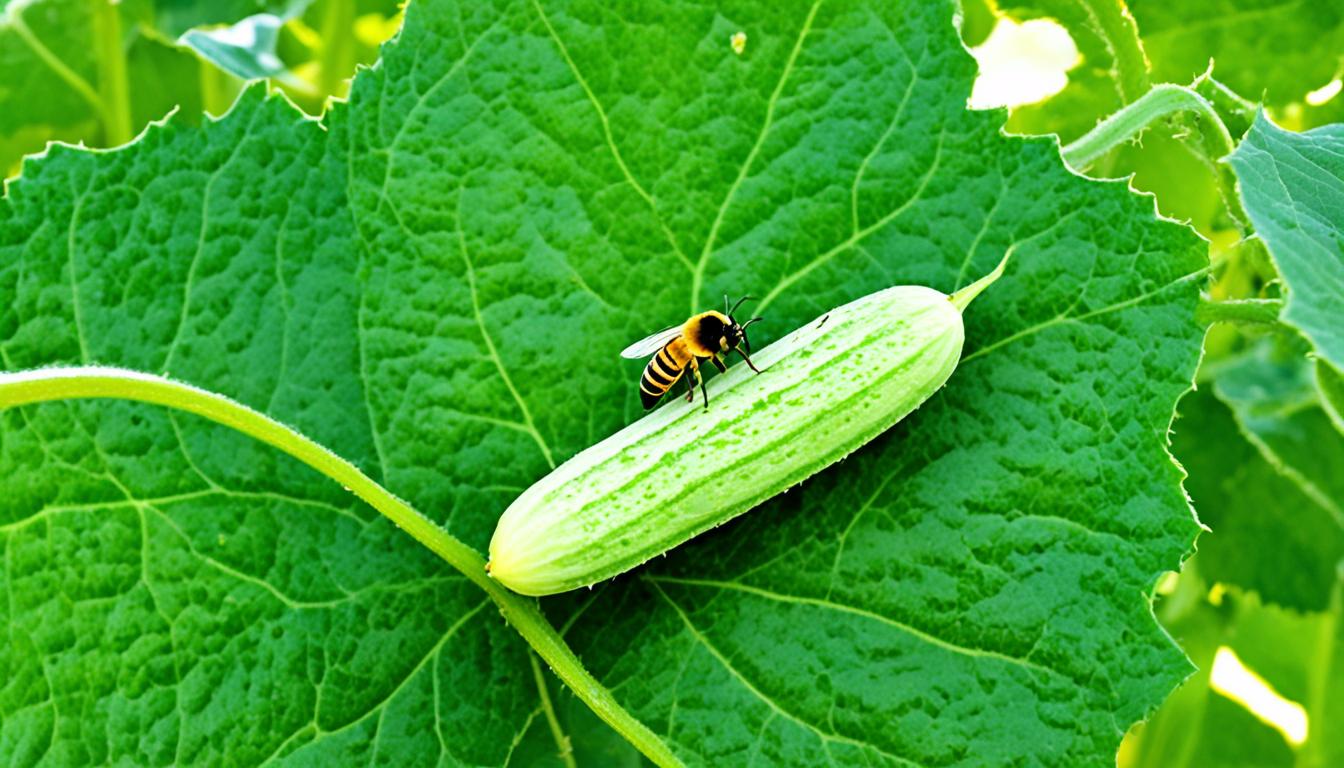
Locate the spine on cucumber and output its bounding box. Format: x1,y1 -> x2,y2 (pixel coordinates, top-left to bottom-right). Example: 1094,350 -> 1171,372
488,258 -> 1007,596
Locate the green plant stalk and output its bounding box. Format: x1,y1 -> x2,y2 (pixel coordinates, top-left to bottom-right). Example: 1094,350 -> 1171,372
1062,85 -> 1227,169
1085,0 -> 1150,104
318,0 -> 357,102
90,0 -> 132,146
530,653 -> 578,768
1062,84 -> 1248,230
199,59 -> 238,118
1302,576 -> 1341,767
0,366 -> 683,768
1192,71 -> 1256,138
1194,297 -> 1283,326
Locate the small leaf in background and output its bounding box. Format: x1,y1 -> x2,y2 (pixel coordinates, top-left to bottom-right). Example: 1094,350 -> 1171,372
1213,338 -> 1344,514
1229,114 -> 1344,375
181,14 -> 315,95
150,0 -> 310,38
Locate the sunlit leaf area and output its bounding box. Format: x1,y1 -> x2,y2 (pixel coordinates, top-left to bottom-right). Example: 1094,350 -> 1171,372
1,0 -> 1341,765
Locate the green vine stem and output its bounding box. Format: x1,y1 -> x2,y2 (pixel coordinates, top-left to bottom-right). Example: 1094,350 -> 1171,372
90,0 -> 132,146
317,0 -> 357,104
0,366 -> 684,768
1194,297 -> 1283,326
1062,84 -> 1229,169
1061,84 -> 1248,229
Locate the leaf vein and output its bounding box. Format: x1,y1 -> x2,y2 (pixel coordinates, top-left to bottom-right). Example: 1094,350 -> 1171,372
531,0 -> 693,273
691,0 -> 823,313
649,578 -> 929,768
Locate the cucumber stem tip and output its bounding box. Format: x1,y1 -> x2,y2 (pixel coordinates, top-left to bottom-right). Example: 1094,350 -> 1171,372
949,245 -> 1014,312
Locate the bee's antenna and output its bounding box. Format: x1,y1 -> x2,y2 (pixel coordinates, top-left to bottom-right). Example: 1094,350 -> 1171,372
723,294 -> 730,315
728,295 -> 757,318
741,316 -> 763,329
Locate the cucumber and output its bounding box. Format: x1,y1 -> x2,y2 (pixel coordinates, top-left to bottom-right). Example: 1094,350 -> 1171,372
487,255 -> 1009,596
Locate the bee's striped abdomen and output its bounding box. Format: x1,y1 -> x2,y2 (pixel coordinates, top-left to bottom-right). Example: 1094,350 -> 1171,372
640,341 -> 686,409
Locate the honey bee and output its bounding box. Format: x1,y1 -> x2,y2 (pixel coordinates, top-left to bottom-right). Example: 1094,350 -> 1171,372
621,296 -> 763,409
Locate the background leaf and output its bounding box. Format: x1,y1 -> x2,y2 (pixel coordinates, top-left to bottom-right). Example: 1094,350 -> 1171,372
1229,115 -> 1344,374
1173,384 -> 1342,612
0,0 -> 399,177
2,0 -> 1208,765
181,14 -> 308,90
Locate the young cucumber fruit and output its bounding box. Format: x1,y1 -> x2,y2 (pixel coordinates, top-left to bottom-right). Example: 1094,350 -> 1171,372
488,256 -> 1009,596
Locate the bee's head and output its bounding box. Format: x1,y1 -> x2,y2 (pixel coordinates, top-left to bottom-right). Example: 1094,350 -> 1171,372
722,295 -> 763,353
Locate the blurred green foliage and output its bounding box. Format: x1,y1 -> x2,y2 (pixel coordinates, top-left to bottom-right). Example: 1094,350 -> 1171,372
0,0 -> 400,178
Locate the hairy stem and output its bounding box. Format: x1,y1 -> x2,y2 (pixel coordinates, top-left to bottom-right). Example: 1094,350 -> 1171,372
1075,0 -> 1149,105
0,366 -> 683,768
1062,84 -> 1247,229
1063,85 -> 1227,169
1194,297 -> 1283,326
1034,0 -> 1151,177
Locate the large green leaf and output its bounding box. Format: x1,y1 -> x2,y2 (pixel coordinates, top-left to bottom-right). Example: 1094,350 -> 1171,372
1229,115 -> 1344,373
1,0 -> 1207,765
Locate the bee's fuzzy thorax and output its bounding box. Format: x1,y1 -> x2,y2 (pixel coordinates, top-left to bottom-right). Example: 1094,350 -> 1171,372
683,311 -> 729,356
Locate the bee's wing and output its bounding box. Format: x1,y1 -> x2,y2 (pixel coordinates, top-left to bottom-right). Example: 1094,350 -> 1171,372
620,325 -> 682,358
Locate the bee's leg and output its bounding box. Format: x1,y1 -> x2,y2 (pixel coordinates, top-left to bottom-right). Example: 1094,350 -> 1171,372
693,363 -> 709,409
735,348 -> 762,374
682,359 -> 697,403
710,354 -> 728,374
